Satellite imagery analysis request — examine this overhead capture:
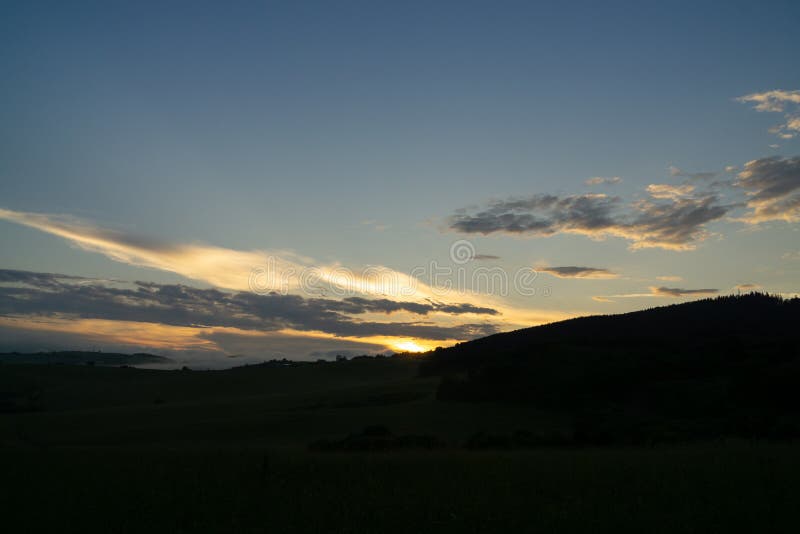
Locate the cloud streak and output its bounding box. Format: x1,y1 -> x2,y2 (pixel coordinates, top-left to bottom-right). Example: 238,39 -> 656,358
650,286 -> 719,297
668,166 -> 718,182
538,266 -> 618,279
593,286 -> 718,301
585,176 -> 622,186
734,283 -> 760,291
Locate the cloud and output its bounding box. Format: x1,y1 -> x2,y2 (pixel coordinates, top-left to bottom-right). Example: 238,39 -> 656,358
0,315 -> 220,357
0,208 -> 538,322
538,266 -> 618,279
737,90 -> 800,112
594,286 -> 718,301
361,220 -> 388,232
0,315 -> 396,365
734,283 -> 760,291
0,269 -> 500,343
649,286 -> 719,297
668,166 -> 718,182
199,330 -> 391,362
646,183 -> 696,200
0,208 -> 307,292
585,176 -> 622,186
737,90 -> 800,139
0,207 -> 454,302
592,293 -> 653,302
656,275 -> 683,282
735,157 -> 800,223
448,190 -> 730,251
449,193 -> 621,236
0,207 -> 578,351
0,268 -> 91,288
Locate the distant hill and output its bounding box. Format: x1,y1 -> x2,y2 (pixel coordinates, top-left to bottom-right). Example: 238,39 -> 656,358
0,351 -> 172,366
420,293 -> 800,443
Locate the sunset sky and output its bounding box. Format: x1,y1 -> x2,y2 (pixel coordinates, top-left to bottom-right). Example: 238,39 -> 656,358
1,1 -> 799,366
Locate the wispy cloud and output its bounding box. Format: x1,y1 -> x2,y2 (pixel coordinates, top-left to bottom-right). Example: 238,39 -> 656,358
585,176 -> 622,186
361,220 -> 388,232
656,275 -> 683,282
650,286 -> 719,297
0,208 -> 432,300
0,208 -> 301,292
737,89 -> 800,139
593,286 -> 718,301
538,266 -> 618,279
668,166 -> 718,181
734,283 -> 761,291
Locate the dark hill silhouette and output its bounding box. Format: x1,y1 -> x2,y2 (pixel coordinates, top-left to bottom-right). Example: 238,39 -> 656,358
0,351 -> 171,366
421,293 -> 800,444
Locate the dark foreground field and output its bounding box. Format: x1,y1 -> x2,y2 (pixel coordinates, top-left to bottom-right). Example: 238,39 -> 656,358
2,357 -> 800,533
5,445 -> 800,533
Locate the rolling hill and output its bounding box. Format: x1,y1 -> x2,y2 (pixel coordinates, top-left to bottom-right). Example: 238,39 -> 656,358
420,293 -> 800,443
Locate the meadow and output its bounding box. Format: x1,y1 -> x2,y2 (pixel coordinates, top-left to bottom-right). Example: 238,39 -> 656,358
2,358 -> 799,532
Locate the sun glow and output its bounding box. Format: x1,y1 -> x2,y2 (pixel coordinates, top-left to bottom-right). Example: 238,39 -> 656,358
392,340 -> 429,353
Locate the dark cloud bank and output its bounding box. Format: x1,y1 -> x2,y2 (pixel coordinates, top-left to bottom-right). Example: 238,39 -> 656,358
0,270 -> 499,342
449,192 -> 729,250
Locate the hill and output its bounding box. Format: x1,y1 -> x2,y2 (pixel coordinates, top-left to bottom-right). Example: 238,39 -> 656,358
0,351 -> 172,367
420,293 -> 800,443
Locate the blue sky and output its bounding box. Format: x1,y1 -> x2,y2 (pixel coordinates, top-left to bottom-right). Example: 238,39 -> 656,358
1,1 -> 799,365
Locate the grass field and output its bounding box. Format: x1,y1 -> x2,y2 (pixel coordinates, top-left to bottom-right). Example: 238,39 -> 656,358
2,359 -> 800,532
0,358 -> 564,448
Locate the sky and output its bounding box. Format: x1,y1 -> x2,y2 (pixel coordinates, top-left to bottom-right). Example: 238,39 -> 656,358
1,0 -> 799,367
